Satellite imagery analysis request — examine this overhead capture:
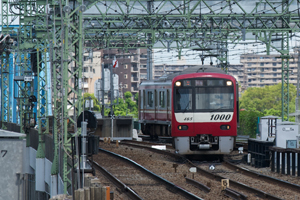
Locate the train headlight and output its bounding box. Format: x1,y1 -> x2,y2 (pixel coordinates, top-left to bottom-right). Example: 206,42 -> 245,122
220,125 -> 230,130
178,125 -> 188,130
226,81 -> 232,86
175,81 -> 181,87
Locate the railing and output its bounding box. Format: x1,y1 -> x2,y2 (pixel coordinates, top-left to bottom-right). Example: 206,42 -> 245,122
131,77 -> 139,82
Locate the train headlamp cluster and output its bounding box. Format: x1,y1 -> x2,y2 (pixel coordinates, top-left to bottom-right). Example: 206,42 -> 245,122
175,81 -> 181,87
178,125 -> 188,130
226,81 -> 232,86
220,125 -> 230,130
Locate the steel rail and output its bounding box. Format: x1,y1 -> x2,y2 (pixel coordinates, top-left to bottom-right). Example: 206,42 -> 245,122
92,160 -> 144,200
186,160 -> 284,200
113,141 -> 285,200
223,160 -> 300,192
185,177 -> 211,193
99,148 -> 204,200
223,188 -> 247,200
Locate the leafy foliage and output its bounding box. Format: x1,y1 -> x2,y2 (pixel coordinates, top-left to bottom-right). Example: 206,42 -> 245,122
240,83 -> 296,116
101,91 -> 138,118
238,110 -> 263,138
239,83 -> 297,137
83,93 -> 100,111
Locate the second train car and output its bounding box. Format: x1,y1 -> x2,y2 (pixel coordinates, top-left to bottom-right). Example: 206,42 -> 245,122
138,66 -> 239,155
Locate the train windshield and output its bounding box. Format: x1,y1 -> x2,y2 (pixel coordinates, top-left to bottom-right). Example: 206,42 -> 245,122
174,78 -> 234,112
195,87 -> 234,111
175,88 -> 192,111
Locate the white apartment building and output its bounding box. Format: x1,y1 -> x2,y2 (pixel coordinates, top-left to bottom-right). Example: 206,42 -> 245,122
240,54 -> 298,88
82,51 -> 102,94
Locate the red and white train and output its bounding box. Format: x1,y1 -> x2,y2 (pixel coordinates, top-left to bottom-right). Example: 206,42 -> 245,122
138,66 -> 239,155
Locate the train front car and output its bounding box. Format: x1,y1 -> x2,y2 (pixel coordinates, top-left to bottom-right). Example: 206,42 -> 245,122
172,67 -> 238,156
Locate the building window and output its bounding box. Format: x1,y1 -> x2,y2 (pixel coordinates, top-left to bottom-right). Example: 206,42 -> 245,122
272,63 -> 276,66
90,66 -> 93,72
83,67 -> 88,72
260,68 -> 264,72
260,63 -> 264,66
124,84 -> 128,88
140,74 -> 147,79
248,63 -> 251,66
124,65 -> 128,69
124,74 -> 128,79
93,69 -> 95,73
272,68 -> 277,71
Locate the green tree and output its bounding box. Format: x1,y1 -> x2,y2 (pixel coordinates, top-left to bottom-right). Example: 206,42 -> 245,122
238,110 -> 263,138
239,83 -> 297,137
109,91 -> 138,118
240,83 -> 296,116
83,93 -> 100,111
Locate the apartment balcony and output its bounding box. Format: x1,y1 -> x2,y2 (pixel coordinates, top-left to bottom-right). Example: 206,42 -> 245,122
131,67 -> 138,72
131,77 -> 139,82
83,72 -> 91,78
131,87 -> 138,92
83,82 -> 89,88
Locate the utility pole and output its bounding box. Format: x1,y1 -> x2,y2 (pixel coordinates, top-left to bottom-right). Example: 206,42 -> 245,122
146,0 -> 153,80
294,48 -> 300,122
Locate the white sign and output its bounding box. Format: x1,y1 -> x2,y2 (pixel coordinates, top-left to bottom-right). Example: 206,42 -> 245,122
24,76 -> 33,81
189,167 -> 197,173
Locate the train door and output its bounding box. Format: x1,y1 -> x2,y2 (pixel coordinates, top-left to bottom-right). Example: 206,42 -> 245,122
167,89 -> 171,121
154,89 -> 157,121
157,89 -> 167,121
141,90 -> 145,119
146,89 -> 154,120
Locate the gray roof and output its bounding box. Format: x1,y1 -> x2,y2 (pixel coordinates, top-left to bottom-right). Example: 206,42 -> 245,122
0,130 -> 26,138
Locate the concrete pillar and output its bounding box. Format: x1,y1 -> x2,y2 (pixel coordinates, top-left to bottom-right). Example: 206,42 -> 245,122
84,187 -> 91,200
75,188 -> 85,200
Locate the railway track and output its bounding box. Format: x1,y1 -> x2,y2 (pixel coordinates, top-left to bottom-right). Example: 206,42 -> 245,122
93,148 -> 203,200
98,141 -> 298,199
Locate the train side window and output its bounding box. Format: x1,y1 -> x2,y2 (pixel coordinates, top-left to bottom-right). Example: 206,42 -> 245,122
167,90 -> 170,108
147,91 -> 153,107
155,90 -> 157,107
159,91 -> 165,108
142,90 -> 145,108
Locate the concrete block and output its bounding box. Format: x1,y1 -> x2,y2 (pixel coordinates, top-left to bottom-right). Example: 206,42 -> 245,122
94,187 -> 102,200
84,187 -> 91,200
75,188 -> 85,200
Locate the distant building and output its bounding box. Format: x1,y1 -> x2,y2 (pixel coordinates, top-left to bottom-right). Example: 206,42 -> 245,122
227,64 -> 247,91
240,54 -> 298,88
154,64 -> 195,79
82,51 -> 102,94
101,49 -> 150,97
